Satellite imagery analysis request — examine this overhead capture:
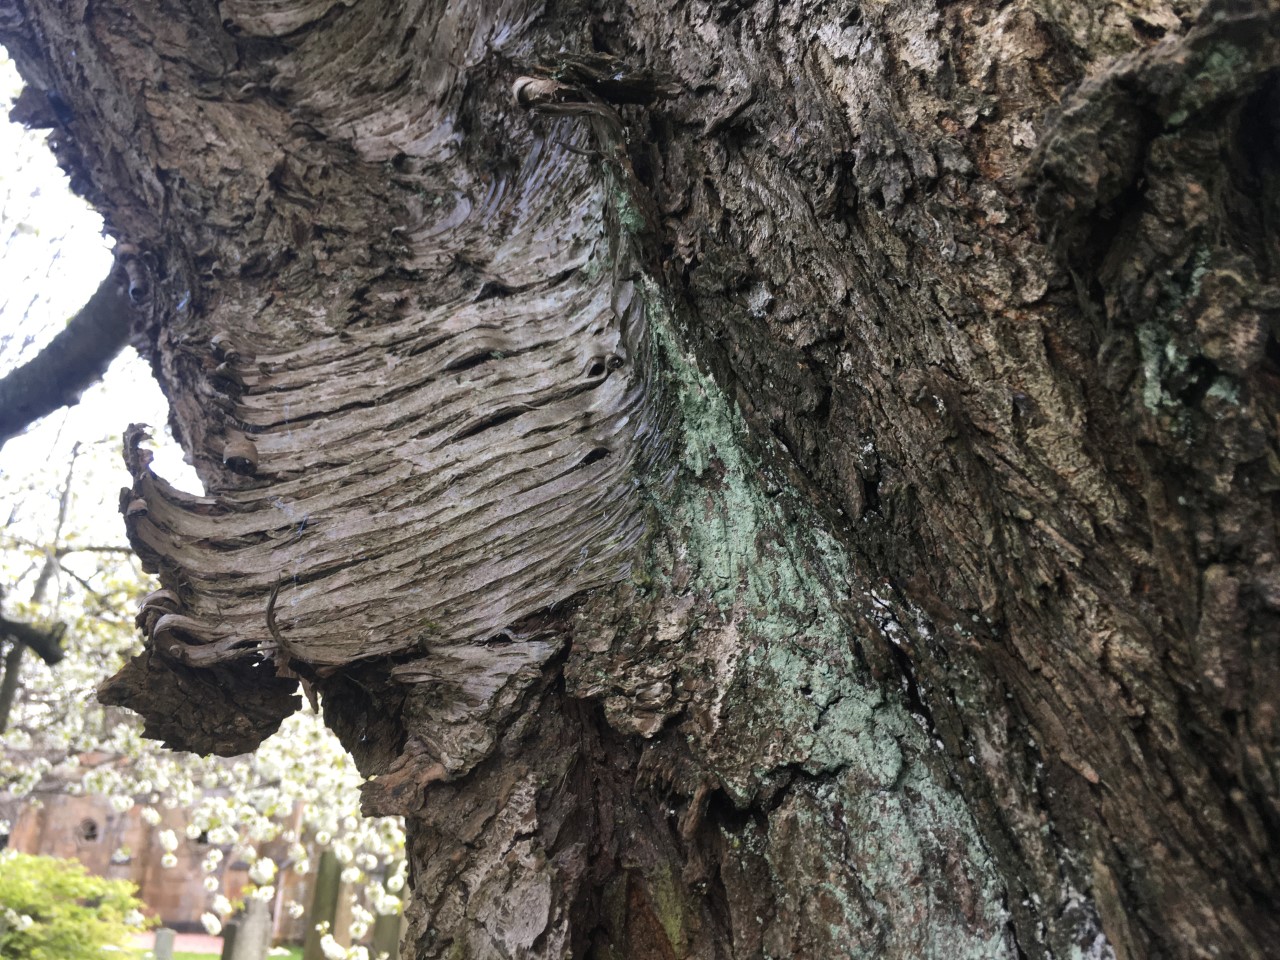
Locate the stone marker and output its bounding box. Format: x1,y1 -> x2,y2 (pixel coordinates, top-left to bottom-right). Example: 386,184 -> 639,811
219,918 -> 239,960
228,897 -> 271,960
153,928 -> 176,960
371,912 -> 401,959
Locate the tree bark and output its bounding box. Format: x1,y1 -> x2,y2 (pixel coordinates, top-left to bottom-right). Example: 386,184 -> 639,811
2,0 -> 1277,958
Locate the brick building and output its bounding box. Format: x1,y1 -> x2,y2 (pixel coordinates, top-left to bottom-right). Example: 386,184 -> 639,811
8,792 -> 313,941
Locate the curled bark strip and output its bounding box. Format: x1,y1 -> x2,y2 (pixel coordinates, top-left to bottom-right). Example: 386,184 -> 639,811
151,612 -> 274,667
136,587 -> 180,612
221,436 -> 259,475
149,612 -> 228,647
166,635 -> 274,668
115,244 -> 151,304
210,333 -> 243,363
134,588 -> 181,632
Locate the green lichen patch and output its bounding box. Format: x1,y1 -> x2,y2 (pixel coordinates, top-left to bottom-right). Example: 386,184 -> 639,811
629,281 -> 1014,957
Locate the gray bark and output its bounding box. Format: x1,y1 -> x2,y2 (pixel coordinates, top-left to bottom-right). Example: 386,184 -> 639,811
2,0 -> 1277,958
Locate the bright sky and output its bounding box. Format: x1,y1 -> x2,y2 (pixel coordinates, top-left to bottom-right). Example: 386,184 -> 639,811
1,50 -> 199,555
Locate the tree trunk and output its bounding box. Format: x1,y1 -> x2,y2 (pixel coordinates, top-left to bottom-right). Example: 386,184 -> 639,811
3,0 -> 1277,958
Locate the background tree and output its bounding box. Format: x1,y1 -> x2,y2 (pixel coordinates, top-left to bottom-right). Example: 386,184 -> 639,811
0,851 -> 151,960
1,1 -> 1277,959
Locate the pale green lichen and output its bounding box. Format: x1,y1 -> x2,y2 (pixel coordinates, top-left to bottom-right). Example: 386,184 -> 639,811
635,283 -> 1014,958
594,153 -> 1014,957
1206,375 -> 1240,405
641,283 -> 853,639
1137,321 -> 1190,415
610,182 -> 647,236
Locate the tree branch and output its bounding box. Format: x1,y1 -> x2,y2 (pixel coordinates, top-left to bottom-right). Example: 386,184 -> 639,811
56,545 -> 134,556
0,641 -> 25,736
0,272 -> 134,449
0,615 -> 65,665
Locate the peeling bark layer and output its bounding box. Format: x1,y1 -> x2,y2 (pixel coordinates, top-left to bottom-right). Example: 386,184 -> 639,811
3,0 -> 1279,958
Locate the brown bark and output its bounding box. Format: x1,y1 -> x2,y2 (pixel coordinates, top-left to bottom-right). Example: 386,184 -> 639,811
2,0 -> 1277,958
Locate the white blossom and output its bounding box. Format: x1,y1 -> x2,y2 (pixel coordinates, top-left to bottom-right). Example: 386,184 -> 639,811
248,857 -> 277,885
201,913 -> 223,936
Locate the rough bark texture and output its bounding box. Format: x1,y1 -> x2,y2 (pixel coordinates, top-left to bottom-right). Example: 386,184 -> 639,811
3,0 -> 1278,958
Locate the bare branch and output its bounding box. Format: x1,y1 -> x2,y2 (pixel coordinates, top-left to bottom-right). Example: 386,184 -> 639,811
0,616 -> 64,665
0,641 -> 24,735
0,273 -> 134,450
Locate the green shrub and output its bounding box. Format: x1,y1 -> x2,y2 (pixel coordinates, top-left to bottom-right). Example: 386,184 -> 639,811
0,850 -> 150,960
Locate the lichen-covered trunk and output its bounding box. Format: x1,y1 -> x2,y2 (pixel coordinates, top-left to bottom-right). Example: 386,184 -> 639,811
4,0 -> 1278,957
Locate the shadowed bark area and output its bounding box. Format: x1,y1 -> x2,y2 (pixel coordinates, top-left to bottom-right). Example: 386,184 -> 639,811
3,0 -> 1278,958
